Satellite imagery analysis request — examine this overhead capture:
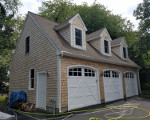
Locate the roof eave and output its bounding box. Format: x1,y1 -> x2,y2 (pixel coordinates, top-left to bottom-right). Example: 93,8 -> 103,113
61,51 -> 140,68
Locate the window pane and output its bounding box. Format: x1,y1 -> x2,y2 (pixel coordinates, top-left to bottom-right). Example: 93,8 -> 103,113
75,28 -> 82,46
69,72 -> 72,76
123,47 -> 126,58
74,72 -> 77,76
78,72 -> 82,76
31,69 -> 34,78
26,36 -> 30,53
31,79 -> 34,88
104,40 -> 109,54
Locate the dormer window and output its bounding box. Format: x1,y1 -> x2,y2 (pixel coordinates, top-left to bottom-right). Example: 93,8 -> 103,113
104,40 -> 109,54
75,28 -> 82,46
123,47 -> 127,59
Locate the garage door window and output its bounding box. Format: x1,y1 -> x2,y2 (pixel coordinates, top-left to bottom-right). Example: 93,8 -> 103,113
112,71 -> 119,78
103,71 -> 111,77
84,68 -> 95,77
69,68 -> 82,76
125,73 -> 134,78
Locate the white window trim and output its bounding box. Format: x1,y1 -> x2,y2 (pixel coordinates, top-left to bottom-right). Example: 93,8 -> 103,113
101,38 -> 112,56
74,26 -> 84,50
29,68 -> 35,90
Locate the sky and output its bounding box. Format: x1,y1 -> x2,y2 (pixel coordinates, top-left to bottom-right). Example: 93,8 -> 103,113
19,0 -> 143,30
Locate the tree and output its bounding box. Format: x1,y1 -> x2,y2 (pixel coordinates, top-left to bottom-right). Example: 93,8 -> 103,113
134,0 -> 150,90
39,0 -> 139,60
0,0 -> 22,94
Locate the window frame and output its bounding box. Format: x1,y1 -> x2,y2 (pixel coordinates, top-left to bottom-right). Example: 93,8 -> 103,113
29,68 -> 34,90
25,36 -> 30,54
74,27 -> 83,49
104,40 -> 109,54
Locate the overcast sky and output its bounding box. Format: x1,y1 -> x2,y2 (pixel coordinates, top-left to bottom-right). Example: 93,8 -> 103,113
19,0 -> 143,30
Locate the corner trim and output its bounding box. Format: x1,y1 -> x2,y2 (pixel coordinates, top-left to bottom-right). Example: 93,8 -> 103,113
57,55 -> 61,113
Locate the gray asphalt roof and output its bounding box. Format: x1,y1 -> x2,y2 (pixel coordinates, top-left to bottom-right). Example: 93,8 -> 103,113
29,12 -> 139,68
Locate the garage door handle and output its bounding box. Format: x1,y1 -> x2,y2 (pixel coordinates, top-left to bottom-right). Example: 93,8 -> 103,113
96,80 -> 98,83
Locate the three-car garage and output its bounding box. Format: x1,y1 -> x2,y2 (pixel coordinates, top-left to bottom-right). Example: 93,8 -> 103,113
67,66 -> 139,110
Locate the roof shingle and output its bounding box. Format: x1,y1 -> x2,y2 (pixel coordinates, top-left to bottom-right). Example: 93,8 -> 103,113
28,12 -> 139,68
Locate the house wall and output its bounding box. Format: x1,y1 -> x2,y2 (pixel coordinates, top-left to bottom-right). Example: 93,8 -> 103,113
72,16 -> 86,49
58,25 -> 71,45
60,56 -> 138,111
9,15 -> 58,111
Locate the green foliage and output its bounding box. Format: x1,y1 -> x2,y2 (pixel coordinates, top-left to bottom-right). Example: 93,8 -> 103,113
134,0 -> 150,90
0,0 -> 22,94
39,0 -> 139,61
0,95 -> 8,110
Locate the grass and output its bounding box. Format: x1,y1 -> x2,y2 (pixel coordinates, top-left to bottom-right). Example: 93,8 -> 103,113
0,95 -> 8,110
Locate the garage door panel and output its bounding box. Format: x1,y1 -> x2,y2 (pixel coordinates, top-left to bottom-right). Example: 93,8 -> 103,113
68,67 -> 100,111
103,70 -> 123,102
125,72 -> 138,97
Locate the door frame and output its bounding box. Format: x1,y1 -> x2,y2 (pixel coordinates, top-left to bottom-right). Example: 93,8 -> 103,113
67,65 -> 101,110
36,71 -> 47,110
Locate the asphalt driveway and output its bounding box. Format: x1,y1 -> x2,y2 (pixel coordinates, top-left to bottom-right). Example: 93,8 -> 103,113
4,96 -> 150,120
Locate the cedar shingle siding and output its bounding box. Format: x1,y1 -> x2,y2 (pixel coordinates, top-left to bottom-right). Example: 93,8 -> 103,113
9,12 -> 140,113
9,15 -> 58,110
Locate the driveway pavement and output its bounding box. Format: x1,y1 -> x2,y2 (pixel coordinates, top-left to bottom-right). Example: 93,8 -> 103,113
4,96 -> 150,120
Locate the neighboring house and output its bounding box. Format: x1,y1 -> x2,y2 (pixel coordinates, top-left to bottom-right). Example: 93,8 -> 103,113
9,12 -> 141,113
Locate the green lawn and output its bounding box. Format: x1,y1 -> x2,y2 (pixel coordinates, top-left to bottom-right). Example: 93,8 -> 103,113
0,96 -> 8,110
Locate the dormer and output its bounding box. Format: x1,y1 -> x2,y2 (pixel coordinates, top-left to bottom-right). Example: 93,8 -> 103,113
111,37 -> 128,60
55,13 -> 87,50
87,28 -> 112,56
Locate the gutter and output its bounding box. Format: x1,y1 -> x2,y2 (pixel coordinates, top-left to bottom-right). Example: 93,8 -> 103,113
60,51 -> 140,69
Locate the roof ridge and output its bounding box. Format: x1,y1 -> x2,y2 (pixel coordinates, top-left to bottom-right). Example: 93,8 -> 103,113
28,11 -> 59,25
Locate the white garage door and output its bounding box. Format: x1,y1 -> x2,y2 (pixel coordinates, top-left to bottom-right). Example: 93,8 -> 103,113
103,70 -> 123,102
68,67 -> 100,111
125,72 -> 138,97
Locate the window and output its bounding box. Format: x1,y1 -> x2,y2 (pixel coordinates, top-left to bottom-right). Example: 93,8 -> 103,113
103,71 -> 111,77
69,68 -> 82,76
75,28 -> 82,46
112,71 -> 119,78
29,69 -> 34,90
25,36 -> 30,54
84,68 -> 95,77
123,47 -> 127,59
125,72 -> 134,78
104,40 -> 109,54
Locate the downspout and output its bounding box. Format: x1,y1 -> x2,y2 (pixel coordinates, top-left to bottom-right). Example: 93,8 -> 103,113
57,51 -> 63,113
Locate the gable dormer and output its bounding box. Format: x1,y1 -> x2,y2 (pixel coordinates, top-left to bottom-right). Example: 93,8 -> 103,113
87,28 -> 112,56
55,13 -> 87,50
111,37 -> 128,60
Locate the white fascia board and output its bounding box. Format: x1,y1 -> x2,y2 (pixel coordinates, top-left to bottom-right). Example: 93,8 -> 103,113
29,13 -> 61,54
61,51 -> 139,68
69,13 -> 87,31
100,28 -> 112,41
121,38 -> 128,47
